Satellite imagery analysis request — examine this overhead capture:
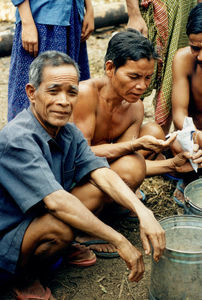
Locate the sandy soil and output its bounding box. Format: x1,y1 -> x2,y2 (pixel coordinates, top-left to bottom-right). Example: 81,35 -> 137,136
0,6 -> 182,300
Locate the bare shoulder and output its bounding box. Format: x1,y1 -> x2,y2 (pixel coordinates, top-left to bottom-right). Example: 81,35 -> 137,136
74,78 -> 105,118
79,78 -> 104,100
173,47 -> 195,76
131,99 -> 144,112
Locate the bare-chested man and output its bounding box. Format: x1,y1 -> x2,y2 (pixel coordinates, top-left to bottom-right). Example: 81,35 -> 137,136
172,3 -> 202,204
72,30 -> 193,209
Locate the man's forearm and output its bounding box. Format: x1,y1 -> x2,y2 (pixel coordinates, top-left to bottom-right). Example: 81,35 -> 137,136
91,141 -> 134,160
90,167 -> 148,218
173,111 -> 188,130
90,167 -> 166,264
145,158 -> 175,176
44,190 -> 125,248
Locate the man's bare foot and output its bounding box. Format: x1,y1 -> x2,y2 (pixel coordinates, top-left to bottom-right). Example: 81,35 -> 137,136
75,236 -> 119,258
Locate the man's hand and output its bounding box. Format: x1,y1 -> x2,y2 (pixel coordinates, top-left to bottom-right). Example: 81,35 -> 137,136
192,131 -> 202,166
21,21 -> 38,56
171,151 -> 196,173
192,147 -> 202,167
136,133 -> 177,153
138,208 -> 166,262
117,238 -> 145,282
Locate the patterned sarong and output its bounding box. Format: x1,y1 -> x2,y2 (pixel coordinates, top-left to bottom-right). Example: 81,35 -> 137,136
8,0 -> 90,121
140,0 -> 197,127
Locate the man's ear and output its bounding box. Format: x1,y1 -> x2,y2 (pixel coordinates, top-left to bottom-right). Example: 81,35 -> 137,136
25,83 -> 36,105
105,60 -> 115,78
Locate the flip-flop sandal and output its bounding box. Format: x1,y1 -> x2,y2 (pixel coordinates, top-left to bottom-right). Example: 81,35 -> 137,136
13,282 -> 53,300
67,244 -> 97,267
79,240 -> 119,258
79,240 -> 109,246
68,249 -> 96,267
173,179 -> 185,207
93,249 -> 120,258
139,190 -> 146,202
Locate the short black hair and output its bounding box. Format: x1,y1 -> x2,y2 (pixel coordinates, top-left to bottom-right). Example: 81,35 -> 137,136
104,29 -> 158,70
186,3 -> 202,36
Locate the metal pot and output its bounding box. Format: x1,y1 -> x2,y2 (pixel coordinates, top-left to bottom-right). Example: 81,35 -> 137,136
149,215 -> 202,300
184,178 -> 202,216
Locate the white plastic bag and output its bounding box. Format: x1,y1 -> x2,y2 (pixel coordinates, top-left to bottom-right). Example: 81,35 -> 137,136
176,117 -> 198,172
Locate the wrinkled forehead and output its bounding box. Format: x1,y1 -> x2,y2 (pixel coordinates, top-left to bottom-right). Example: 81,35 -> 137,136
120,58 -> 155,73
41,64 -> 79,85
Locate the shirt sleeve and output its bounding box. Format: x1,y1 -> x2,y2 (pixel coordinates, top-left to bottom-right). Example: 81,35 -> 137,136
0,135 -> 63,213
73,126 -> 110,183
11,0 -> 25,6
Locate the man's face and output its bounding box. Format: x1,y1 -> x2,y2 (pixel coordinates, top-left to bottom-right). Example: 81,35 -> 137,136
189,33 -> 202,66
28,64 -> 79,135
108,58 -> 154,103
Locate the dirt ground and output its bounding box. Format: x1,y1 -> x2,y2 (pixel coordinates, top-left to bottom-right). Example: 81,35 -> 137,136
0,11 -> 184,300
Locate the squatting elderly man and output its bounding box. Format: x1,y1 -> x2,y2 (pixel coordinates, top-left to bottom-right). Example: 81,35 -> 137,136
0,51 -> 190,299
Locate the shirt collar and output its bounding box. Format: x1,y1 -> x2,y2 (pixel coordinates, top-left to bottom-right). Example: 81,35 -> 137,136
27,107 -> 54,143
27,107 -> 73,150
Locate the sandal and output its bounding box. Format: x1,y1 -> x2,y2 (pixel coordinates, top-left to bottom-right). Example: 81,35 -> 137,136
173,179 -> 185,207
67,243 -> 97,267
13,280 -> 55,300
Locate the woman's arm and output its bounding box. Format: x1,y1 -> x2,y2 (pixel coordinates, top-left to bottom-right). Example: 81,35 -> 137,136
17,0 -> 38,56
125,0 -> 148,37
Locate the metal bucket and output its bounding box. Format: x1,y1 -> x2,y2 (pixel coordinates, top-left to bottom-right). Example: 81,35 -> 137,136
184,178 -> 202,216
149,215 -> 202,300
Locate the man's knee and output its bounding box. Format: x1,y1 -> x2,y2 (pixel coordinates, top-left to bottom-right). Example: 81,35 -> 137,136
21,213 -> 74,261
140,122 -> 165,140
71,183 -> 105,211
111,153 -> 146,189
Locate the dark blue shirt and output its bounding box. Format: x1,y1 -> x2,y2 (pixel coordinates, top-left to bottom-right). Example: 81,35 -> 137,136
0,108 -> 109,273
